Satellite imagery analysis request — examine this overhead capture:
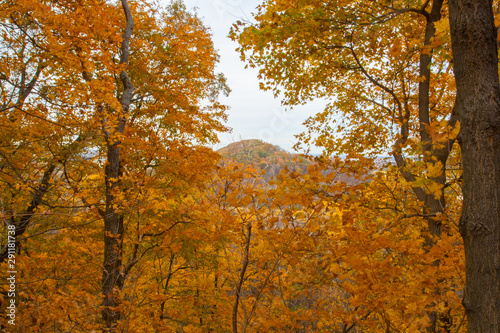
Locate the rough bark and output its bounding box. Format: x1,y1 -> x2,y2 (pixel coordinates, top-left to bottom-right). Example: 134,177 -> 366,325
448,0 -> 500,331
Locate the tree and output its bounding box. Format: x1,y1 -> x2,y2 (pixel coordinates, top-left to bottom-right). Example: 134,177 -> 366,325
232,0 -> 460,240
0,0 -> 229,331
231,0 -> 463,330
4,0 -> 494,330
448,0 -> 500,330
198,157 -> 464,332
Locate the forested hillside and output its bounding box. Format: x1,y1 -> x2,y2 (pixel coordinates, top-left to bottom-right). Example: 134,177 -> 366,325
218,139 -> 364,186
1,0 -> 499,332
218,139 -> 309,180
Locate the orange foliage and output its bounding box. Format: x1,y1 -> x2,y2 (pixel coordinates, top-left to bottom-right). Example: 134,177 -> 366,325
0,0 -> 466,332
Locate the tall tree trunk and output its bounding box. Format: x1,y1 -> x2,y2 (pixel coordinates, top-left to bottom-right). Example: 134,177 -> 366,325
448,0 -> 500,331
393,2 -> 456,327
101,142 -> 126,328
233,221 -> 252,333
418,0 -> 446,242
101,0 -> 134,330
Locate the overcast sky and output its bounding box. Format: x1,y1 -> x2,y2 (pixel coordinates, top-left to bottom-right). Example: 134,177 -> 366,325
180,0 -> 326,153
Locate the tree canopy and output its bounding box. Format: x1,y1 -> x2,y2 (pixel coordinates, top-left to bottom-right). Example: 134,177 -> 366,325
1,0 -> 498,332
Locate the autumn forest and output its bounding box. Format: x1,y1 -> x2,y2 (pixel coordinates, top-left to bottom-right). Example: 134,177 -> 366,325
0,0 -> 499,332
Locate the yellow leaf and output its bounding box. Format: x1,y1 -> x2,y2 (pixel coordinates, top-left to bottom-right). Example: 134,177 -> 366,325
495,14 -> 500,27
426,161 -> 443,178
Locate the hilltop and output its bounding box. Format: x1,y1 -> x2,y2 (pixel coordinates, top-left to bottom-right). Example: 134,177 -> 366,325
217,139 -> 310,180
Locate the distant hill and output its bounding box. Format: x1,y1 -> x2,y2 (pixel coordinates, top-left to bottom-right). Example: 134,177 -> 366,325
217,139 -> 310,180
217,139 -> 373,185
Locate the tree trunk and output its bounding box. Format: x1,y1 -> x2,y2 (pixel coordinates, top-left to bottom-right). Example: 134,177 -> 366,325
101,0 -> 134,330
233,221 -> 252,333
419,0 -> 446,242
448,0 -> 500,331
101,142 -> 126,329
